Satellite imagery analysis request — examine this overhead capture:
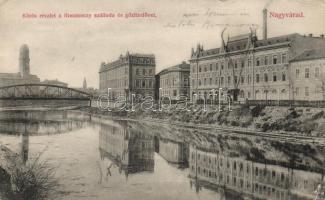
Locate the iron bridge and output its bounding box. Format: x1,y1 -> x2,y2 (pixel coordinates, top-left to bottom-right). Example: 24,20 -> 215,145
0,84 -> 92,101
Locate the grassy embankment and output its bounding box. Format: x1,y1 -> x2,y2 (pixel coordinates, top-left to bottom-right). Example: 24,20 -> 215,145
82,103 -> 325,137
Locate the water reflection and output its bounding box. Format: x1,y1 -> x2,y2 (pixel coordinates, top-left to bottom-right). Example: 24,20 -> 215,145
0,110 -> 324,200
0,110 -> 87,135
98,122 -> 154,180
189,145 -> 323,200
0,110 -> 88,165
157,138 -> 189,168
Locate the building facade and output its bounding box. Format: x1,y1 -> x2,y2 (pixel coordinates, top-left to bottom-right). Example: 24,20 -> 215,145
158,61 -> 190,99
289,49 -> 325,101
99,52 -> 156,100
189,146 -> 322,200
190,33 -> 325,102
189,9 -> 325,102
0,44 -> 40,87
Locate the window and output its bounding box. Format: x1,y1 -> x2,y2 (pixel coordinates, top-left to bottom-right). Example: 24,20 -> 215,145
210,64 -> 213,71
209,78 -> 212,85
199,79 -> 201,86
241,76 -> 244,84
264,56 -> 268,65
234,76 -> 238,84
256,58 -> 260,66
282,72 -> 286,81
264,73 -> 268,82
315,67 -> 320,78
305,87 -> 309,96
282,53 -> 287,63
228,76 -> 231,84
241,61 -> 245,68
221,62 -> 224,70
221,77 -> 224,85
235,61 -> 238,68
204,66 -> 207,72
273,55 -> 278,64
296,69 -> 300,78
216,63 -> 219,71
149,69 -> 153,75
273,72 -> 277,82
248,59 -> 252,67
142,80 -> 145,87
204,78 -> 207,85
143,69 -> 146,75
136,69 -> 139,75
199,66 -> 202,72
247,75 -> 251,83
305,68 -> 309,78
256,74 -> 260,83
173,90 -> 177,96
296,87 -> 299,95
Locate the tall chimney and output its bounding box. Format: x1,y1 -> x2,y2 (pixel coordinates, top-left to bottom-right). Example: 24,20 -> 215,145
263,9 -> 267,40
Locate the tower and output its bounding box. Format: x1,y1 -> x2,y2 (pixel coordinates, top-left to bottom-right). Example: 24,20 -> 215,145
83,77 -> 87,89
19,44 -> 30,78
263,9 -> 268,40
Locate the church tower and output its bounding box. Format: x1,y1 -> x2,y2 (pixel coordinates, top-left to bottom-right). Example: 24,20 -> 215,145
83,77 -> 87,89
19,44 -> 30,78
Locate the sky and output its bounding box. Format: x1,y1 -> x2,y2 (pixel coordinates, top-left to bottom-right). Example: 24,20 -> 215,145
0,0 -> 325,88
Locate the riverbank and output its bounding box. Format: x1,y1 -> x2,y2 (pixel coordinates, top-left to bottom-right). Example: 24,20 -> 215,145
0,145 -> 59,200
80,104 -> 325,139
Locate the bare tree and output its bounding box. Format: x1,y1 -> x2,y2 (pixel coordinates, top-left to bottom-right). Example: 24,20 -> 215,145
220,28 -> 256,101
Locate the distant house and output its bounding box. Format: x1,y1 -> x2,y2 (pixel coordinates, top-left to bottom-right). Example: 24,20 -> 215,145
42,79 -> 68,87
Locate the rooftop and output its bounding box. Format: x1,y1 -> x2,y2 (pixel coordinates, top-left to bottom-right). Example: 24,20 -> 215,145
158,62 -> 190,75
290,48 -> 325,62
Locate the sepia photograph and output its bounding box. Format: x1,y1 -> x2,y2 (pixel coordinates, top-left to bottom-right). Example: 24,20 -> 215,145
1,0 -> 325,199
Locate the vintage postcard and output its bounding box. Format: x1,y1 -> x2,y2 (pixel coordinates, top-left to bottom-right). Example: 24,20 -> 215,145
1,0 -> 325,199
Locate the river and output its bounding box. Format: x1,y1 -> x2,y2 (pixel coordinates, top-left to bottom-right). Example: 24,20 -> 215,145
0,110 -> 324,200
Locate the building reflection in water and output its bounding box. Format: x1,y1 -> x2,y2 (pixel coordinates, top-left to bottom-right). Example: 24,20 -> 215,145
157,138 -> 189,168
0,111 -> 86,164
189,145 -> 322,200
98,122 -> 154,179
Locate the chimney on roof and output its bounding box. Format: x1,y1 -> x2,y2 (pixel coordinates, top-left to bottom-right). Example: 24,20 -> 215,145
309,33 -> 313,37
263,9 -> 267,40
321,34 -> 324,38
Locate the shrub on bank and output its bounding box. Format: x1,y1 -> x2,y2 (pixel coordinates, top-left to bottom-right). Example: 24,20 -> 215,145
10,159 -> 59,200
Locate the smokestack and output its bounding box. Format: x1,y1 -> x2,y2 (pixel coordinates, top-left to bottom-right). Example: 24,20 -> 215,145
263,9 -> 267,40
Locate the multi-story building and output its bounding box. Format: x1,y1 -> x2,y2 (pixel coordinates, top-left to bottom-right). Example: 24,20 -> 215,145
99,52 -> 156,99
189,146 -> 322,200
157,61 -> 190,99
0,44 -> 40,87
189,9 -> 325,102
42,79 -> 68,87
289,48 -> 325,101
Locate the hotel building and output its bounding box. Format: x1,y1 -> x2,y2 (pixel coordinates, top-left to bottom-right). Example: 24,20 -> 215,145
99,52 -> 156,99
